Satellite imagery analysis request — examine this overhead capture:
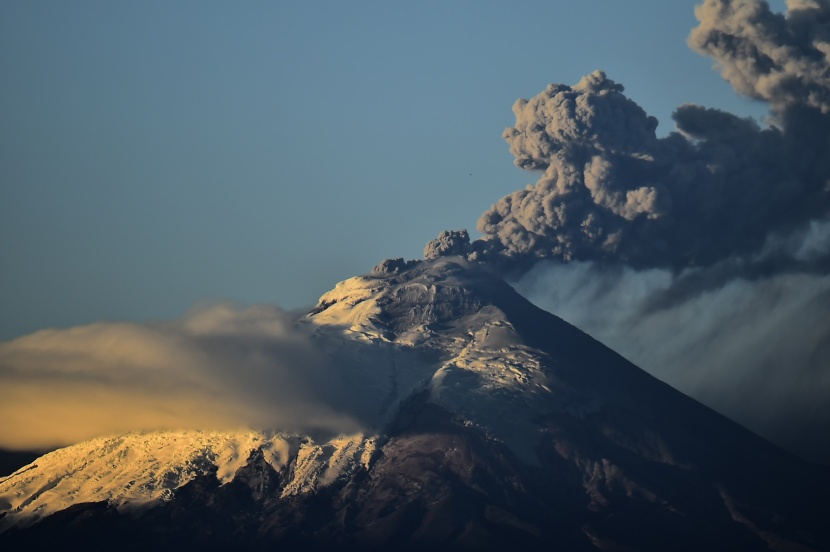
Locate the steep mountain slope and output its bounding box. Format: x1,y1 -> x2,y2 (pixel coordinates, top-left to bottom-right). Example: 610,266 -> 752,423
1,257 -> 828,550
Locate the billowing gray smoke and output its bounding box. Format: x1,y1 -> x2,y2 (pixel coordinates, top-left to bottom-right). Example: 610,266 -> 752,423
472,68 -> 829,270
690,0 -> 830,116
425,0 -> 830,464
447,0 -> 830,273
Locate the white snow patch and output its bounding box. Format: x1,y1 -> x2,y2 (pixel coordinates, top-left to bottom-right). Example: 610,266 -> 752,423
280,434 -> 374,497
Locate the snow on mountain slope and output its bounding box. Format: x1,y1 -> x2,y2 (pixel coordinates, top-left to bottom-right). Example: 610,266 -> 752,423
303,257 -> 821,480
0,430 -> 374,532
2,257 -> 828,551
0,257 -> 576,529
306,257 -> 602,461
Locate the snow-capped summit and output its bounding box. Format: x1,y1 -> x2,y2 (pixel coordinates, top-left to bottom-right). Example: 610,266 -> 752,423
1,258 -> 828,551
305,257 -> 571,459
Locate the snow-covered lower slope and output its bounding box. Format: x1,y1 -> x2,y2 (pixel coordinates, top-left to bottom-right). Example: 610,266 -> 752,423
0,430 -> 374,532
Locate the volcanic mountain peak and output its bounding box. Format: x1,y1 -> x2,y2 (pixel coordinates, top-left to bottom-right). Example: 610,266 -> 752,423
2,258 -> 828,550
308,257 -> 509,341
306,258 -> 578,460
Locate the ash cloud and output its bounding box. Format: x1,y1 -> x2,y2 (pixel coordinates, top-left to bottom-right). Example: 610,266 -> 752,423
471,68 -> 829,272
424,229 -> 472,260
690,0 -> 830,116
424,0 -> 830,463
429,0 -> 830,274
0,304 -> 374,450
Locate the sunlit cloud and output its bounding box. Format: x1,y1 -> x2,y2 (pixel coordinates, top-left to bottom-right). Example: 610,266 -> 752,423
0,303 -> 364,450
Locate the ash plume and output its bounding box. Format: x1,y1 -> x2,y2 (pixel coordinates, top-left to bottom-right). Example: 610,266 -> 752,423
470,66 -> 829,272
424,229 -> 472,260
690,0 -> 830,117
424,0 -> 830,275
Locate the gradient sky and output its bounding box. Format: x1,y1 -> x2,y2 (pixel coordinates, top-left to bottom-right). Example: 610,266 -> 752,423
0,0 -> 786,341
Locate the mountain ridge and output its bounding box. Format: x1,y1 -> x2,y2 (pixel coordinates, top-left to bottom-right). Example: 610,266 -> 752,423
1,258 -> 828,550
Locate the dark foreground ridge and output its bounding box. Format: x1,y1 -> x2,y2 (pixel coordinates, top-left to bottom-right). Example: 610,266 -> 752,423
2,258 -> 829,551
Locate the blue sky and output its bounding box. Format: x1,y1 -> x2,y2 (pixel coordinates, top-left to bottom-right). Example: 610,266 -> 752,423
0,1 -> 785,340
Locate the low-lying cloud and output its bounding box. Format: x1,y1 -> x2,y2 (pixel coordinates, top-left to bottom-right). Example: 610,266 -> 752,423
0,303 -> 367,450
515,261 -> 830,464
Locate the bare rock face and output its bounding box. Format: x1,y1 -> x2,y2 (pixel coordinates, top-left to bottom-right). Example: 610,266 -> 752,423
2,258 -> 829,551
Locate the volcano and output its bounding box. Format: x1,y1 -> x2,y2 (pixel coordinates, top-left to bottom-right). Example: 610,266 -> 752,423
1,258 -> 828,551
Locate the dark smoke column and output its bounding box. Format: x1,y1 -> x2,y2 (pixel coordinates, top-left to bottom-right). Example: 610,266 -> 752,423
689,0 -> 830,117
463,10 -> 830,273
475,70 -> 674,268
